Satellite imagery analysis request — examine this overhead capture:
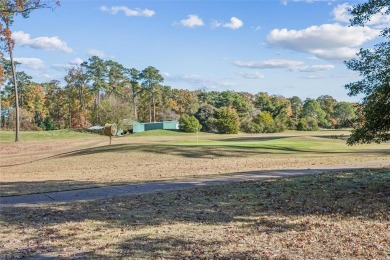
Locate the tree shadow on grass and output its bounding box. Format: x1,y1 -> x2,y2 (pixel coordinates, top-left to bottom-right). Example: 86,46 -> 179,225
49,142 -> 390,160
217,135 -> 289,142
1,168 -> 389,258
0,180 -> 119,197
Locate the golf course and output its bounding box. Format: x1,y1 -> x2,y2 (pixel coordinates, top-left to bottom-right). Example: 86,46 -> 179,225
1,130 -> 389,258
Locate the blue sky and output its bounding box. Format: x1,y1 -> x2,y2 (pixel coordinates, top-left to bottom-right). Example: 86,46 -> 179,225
9,0 -> 387,101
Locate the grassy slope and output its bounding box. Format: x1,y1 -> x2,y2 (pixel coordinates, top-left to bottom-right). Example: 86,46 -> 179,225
1,129 -> 389,196
0,129 -> 100,142
0,168 -> 389,258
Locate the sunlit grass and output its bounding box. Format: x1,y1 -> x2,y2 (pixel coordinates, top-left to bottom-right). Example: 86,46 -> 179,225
0,129 -> 100,142
167,135 -> 382,155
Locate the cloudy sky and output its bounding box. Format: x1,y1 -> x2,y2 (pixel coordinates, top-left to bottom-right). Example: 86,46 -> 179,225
10,0 -> 387,101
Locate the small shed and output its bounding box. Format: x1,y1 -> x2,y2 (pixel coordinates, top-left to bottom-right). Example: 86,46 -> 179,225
123,119 -> 179,133
163,120 -> 179,130
133,123 -> 145,133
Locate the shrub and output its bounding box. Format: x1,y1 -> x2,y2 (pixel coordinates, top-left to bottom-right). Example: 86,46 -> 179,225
254,111 -> 276,133
179,114 -> 202,133
214,107 -> 240,134
297,116 -> 319,131
240,119 -> 263,133
195,104 -> 217,132
42,116 -> 57,131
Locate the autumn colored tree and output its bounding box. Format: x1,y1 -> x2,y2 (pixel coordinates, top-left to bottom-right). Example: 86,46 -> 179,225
254,111 -> 275,133
42,80 -> 67,128
0,0 -> 59,141
64,65 -> 92,128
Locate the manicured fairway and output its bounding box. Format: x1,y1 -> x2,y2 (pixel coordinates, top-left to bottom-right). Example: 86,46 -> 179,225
0,130 -> 389,196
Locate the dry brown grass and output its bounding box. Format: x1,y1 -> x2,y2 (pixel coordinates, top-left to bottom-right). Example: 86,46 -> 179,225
1,131 -> 389,196
1,169 -> 389,259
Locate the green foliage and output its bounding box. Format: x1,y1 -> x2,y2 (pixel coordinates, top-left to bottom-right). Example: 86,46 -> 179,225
332,102 -> 357,128
347,85 -> 390,144
179,114 -> 202,133
42,116 -> 57,131
297,117 -> 319,131
301,99 -> 327,127
345,0 -> 390,144
195,104 -> 217,132
214,107 -> 240,134
240,119 -> 263,133
254,111 -> 276,133
317,95 -> 337,125
214,91 -> 253,118
94,96 -> 133,128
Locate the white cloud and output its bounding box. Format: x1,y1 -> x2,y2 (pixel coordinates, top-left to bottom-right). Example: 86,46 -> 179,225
332,3 -> 352,23
180,15 -> 204,28
233,59 -> 335,73
282,0 -> 336,5
69,58 -> 84,66
12,31 -> 73,53
212,17 -> 244,30
165,73 -> 234,89
267,23 -> 379,60
293,64 -> 335,72
332,4 -> 390,28
239,71 -> 265,79
87,49 -> 106,58
14,57 -> 45,70
223,17 -> 244,30
52,58 -> 84,70
233,59 -> 305,69
100,6 -> 155,17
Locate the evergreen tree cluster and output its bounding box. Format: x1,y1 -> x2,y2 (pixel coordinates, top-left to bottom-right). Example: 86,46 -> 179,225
0,57 -> 358,133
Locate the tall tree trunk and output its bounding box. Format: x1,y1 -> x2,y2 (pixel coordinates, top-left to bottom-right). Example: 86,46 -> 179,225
7,38 -> 20,142
134,98 -> 138,121
132,89 -> 138,121
149,102 -> 152,123
153,95 -> 156,122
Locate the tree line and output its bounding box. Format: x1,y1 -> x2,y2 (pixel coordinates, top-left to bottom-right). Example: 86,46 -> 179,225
1,0 -> 387,144
0,56 -> 359,134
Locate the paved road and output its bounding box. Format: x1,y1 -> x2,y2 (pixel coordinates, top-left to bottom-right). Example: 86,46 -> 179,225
1,160 -> 389,206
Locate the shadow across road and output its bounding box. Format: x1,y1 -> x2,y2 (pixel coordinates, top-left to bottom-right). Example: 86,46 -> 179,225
0,166 -> 389,258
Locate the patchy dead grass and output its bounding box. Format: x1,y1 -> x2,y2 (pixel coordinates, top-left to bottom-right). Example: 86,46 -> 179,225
1,168 -> 389,259
0,131 -> 389,196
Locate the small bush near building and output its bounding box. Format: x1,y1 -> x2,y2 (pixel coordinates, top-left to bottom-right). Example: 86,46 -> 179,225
179,114 -> 202,133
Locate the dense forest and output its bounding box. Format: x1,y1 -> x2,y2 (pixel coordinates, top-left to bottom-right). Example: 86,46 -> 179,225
0,56 -> 359,134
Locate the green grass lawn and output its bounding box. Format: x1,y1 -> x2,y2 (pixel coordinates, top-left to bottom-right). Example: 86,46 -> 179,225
167,135 -> 389,156
0,129 -> 101,142
1,129 -> 388,196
